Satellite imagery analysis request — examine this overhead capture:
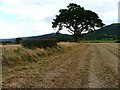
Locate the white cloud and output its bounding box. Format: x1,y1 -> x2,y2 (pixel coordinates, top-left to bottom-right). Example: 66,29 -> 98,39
0,20 -> 23,39
99,7 -> 118,24
0,4 -> 56,21
0,0 -> 119,38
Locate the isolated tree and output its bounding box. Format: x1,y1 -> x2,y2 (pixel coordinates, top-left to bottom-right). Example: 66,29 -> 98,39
16,38 -> 22,44
52,3 -> 105,41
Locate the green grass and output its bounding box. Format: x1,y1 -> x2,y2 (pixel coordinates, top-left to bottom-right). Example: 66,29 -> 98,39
80,39 -> 117,43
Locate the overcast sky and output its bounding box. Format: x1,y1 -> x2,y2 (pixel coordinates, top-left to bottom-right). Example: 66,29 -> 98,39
0,0 -> 119,39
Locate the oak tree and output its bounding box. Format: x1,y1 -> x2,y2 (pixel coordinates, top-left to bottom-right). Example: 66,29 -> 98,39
52,3 -> 104,41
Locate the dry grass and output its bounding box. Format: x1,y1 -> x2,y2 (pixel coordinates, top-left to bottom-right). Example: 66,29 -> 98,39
2,43 -> 118,88
58,42 -> 80,47
2,45 -> 47,66
2,42 -> 78,67
2,44 -> 21,49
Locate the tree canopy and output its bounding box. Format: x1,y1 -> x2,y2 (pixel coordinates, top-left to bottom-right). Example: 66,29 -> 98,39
52,3 -> 105,40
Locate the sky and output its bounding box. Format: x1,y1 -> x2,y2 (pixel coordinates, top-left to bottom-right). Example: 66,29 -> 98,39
0,0 -> 119,39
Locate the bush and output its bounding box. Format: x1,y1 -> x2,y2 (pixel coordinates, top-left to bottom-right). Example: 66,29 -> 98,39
21,38 -> 57,49
2,41 -> 12,45
115,40 -> 120,43
56,36 -> 75,42
16,37 -> 22,44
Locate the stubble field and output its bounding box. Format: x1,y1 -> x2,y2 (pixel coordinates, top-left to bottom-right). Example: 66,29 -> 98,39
2,42 -> 119,88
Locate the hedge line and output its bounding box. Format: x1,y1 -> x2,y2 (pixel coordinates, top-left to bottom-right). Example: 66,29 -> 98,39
21,38 -> 57,49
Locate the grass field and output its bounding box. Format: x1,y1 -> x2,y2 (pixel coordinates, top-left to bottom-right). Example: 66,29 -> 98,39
2,42 -> 119,88
80,39 -> 117,43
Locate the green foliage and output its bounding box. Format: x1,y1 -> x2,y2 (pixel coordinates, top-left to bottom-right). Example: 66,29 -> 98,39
80,39 -> 117,43
82,23 -> 120,40
52,3 -> 104,40
54,34 -> 75,42
115,40 -> 120,43
16,38 -> 22,44
56,36 -> 74,42
21,38 -> 57,49
2,41 -> 12,45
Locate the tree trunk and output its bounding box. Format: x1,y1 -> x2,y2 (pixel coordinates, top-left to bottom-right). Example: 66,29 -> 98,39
73,33 -> 81,42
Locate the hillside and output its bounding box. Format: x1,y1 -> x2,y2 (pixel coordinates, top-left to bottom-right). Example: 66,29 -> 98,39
1,33 -> 74,43
25,33 -> 73,41
1,23 -> 119,43
82,23 -> 120,40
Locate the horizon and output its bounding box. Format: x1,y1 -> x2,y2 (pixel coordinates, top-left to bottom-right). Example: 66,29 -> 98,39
0,0 -> 119,39
1,23 -> 119,40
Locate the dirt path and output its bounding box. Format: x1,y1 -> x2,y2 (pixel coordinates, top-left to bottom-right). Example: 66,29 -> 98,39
2,43 -> 119,88
87,44 -> 118,88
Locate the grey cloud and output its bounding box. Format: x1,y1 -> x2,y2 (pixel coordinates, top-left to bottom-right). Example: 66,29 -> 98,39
42,16 -> 54,23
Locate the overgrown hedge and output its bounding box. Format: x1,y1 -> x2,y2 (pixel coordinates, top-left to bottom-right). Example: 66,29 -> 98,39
21,38 -> 57,49
56,35 -> 75,42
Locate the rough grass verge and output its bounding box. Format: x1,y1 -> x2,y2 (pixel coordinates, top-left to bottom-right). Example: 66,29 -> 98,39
2,43 -> 69,67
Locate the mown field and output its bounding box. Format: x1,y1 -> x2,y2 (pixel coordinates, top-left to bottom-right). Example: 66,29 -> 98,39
1,42 -> 119,88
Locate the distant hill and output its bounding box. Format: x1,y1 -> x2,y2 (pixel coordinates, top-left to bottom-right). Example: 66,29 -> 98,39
25,33 -> 70,39
82,23 -> 120,40
23,33 -> 74,42
1,23 -> 119,43
1,33 -> 74,43
1,38 -> 16,43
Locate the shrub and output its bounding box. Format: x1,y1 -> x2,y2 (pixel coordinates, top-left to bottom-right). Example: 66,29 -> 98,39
21,38 -> 57,49
16,37 -> 22,44
56,35 -> 75,42
2,41 -> 12,45
115,40 -> 120,43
